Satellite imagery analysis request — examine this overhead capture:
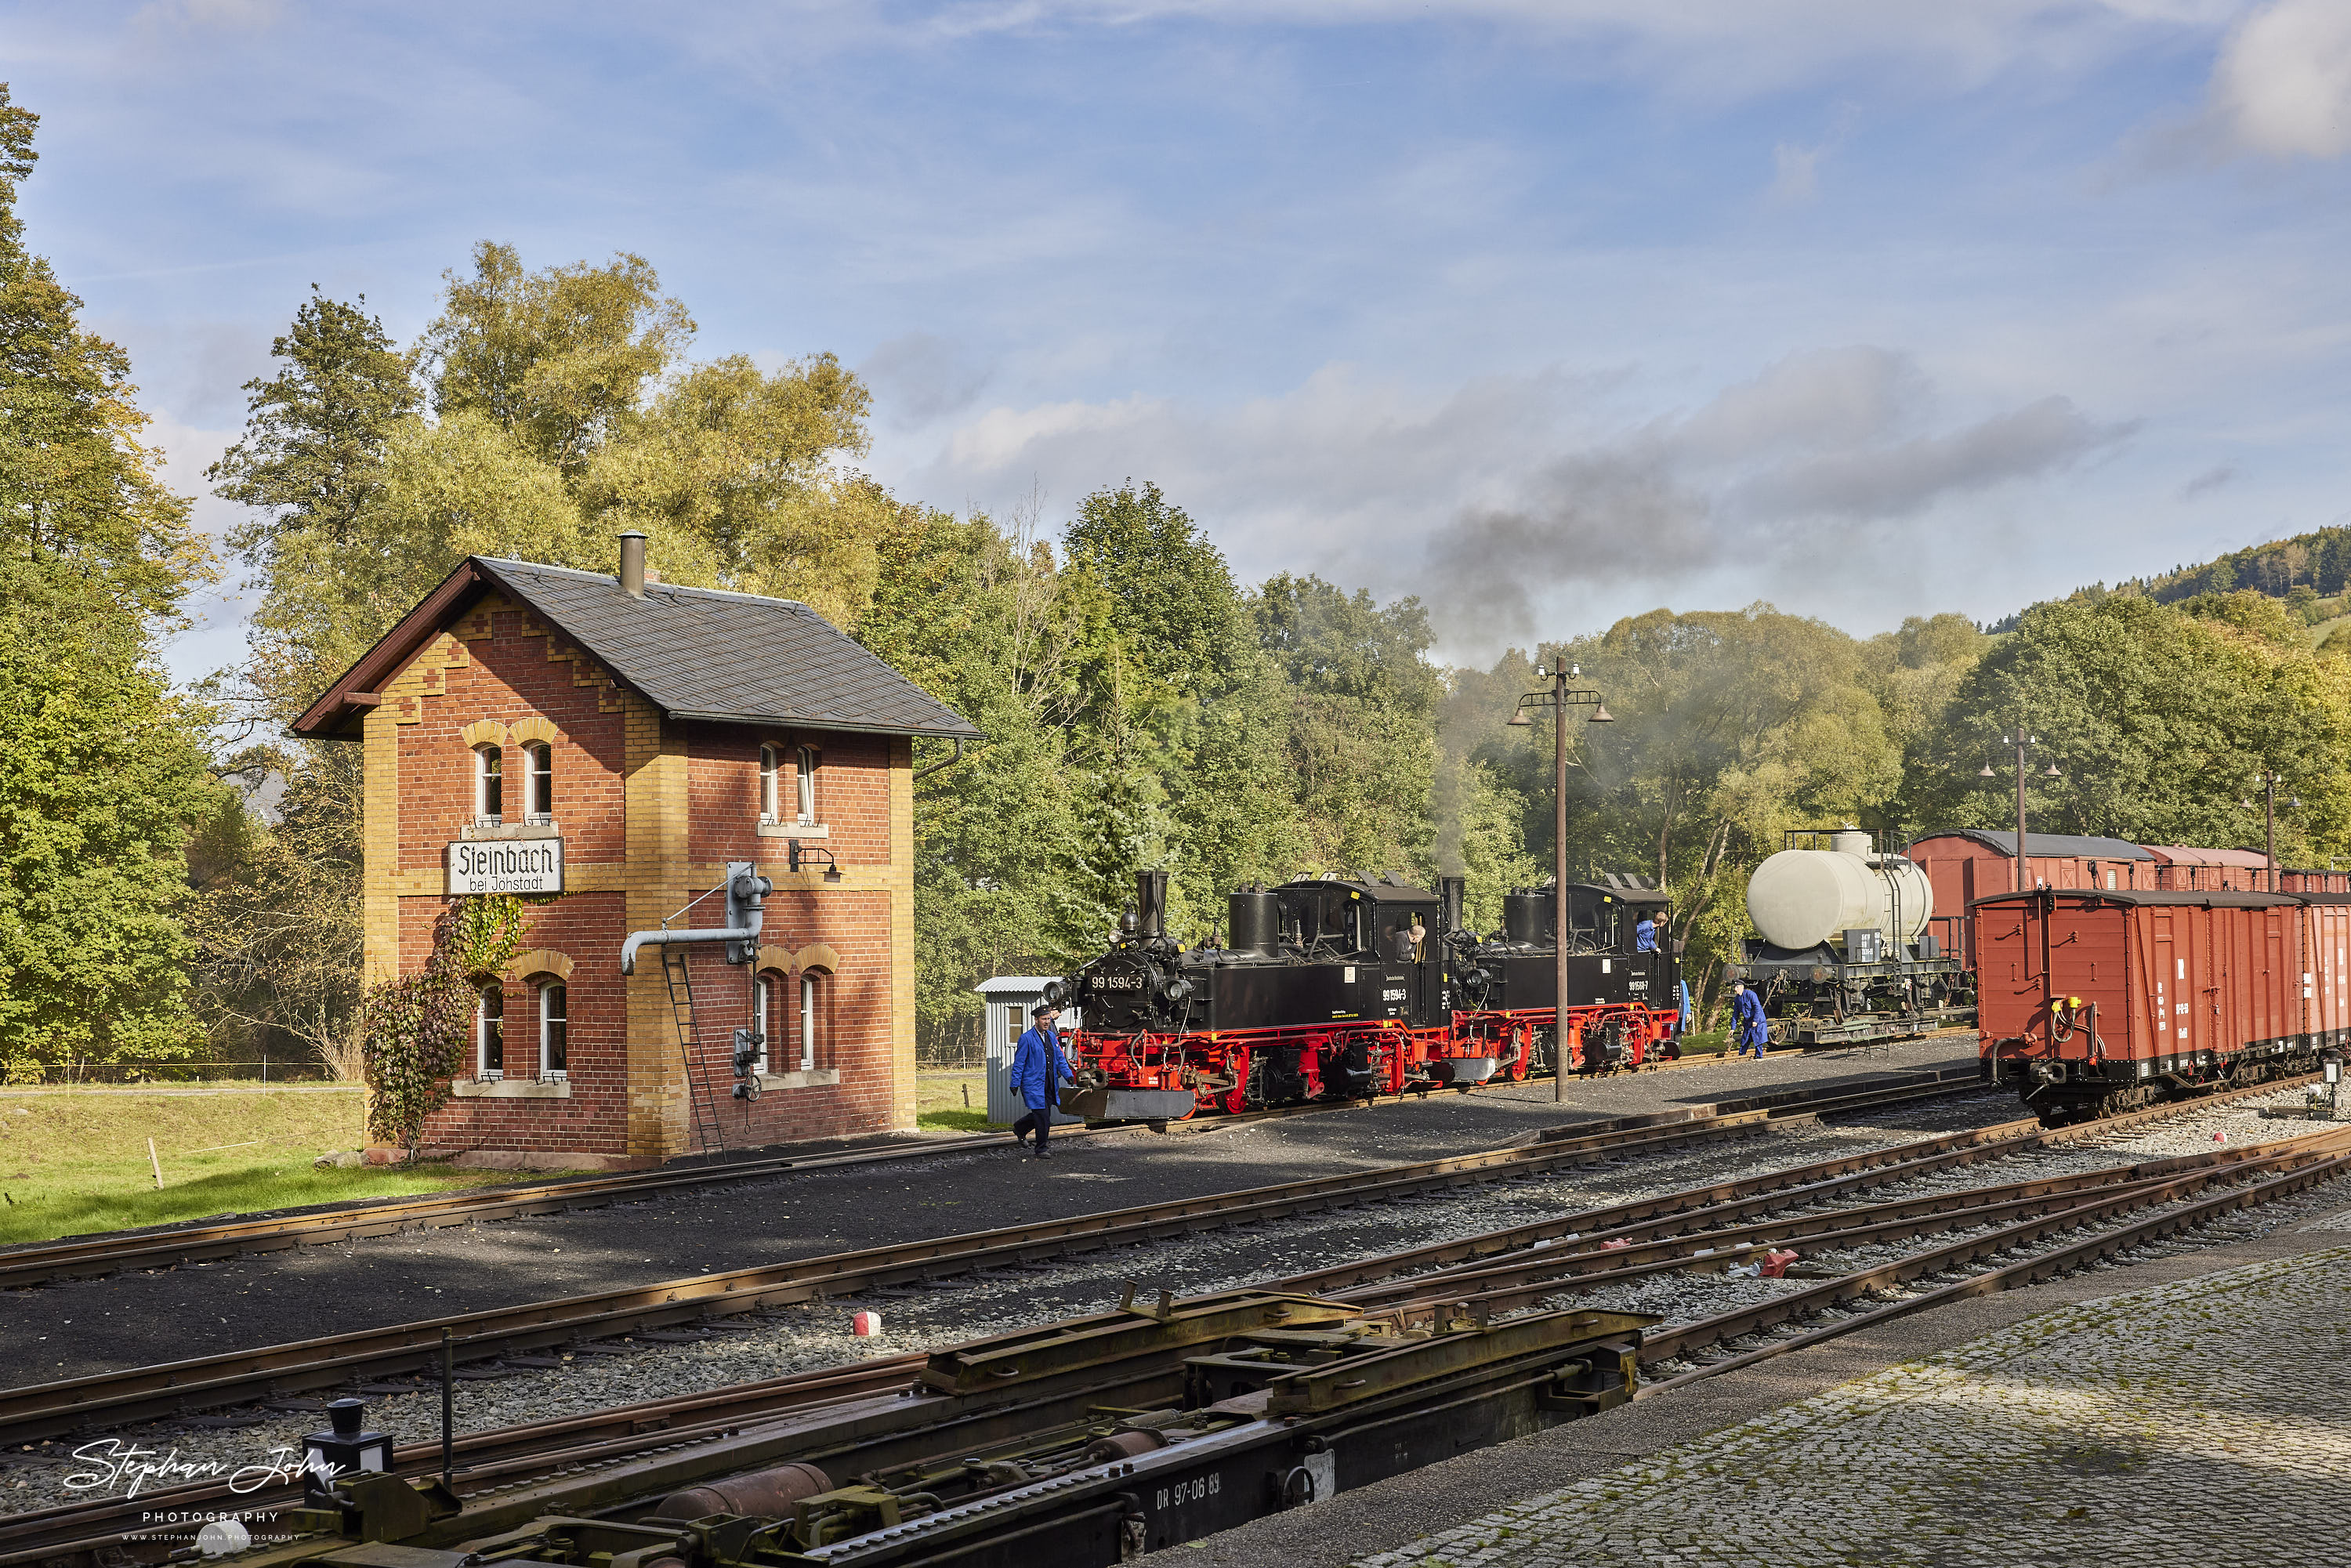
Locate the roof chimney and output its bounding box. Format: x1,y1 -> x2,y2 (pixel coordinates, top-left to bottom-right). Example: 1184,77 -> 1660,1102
618,530 -> 647,597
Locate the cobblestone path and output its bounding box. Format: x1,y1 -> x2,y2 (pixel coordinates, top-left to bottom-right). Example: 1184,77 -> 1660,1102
1355,1248 -> 2351,1567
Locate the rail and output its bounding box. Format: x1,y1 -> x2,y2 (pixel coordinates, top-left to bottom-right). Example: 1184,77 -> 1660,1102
0,1070 -> 1980,1445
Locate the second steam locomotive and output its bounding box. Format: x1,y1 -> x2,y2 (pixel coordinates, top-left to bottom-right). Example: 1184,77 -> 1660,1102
1056,870 -> 1682,1121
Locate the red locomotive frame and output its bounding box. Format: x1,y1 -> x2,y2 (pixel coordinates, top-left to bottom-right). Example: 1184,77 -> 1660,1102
1070,998 -> 1681,1119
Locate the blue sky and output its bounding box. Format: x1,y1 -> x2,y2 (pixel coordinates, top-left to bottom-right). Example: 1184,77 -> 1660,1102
10,1 -> 2351,677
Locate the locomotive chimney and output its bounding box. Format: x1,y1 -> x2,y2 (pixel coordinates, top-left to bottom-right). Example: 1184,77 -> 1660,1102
1438,876 -> 1465,936
1135,870 -> 1168,940
618,530 -> 648,597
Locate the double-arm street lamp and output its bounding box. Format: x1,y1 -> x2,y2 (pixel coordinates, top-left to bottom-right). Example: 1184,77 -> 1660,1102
1979,729 -> 2061,893
1509,662 -> 1613,1101
2239,772 -> 2298,891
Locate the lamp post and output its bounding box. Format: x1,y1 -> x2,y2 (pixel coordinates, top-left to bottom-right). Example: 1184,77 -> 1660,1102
1979,730 -> 2061,892
2238,773 -> 2297,891
1509,661 -> 1613,1101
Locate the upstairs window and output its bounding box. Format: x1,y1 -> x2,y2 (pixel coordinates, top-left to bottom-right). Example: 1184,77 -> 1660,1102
476,986 -> 505,1077
759,745 -> 781,824
474,745 -> 504,825
538,983 -> 567,1077
523,744 -> 553,824
795,745 -> 818,825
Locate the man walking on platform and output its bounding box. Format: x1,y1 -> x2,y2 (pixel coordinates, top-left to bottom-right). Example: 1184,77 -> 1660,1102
1009,1003 -> 1072,1159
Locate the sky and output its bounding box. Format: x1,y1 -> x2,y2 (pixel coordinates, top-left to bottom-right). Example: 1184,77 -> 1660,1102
10,0 -> 2351,679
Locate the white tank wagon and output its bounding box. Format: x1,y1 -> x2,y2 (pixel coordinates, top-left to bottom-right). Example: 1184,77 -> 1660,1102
1726,827 -> 1973,1049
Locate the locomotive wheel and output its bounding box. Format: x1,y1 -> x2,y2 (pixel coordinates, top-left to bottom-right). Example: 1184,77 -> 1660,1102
1219,1050 -> 1253,1116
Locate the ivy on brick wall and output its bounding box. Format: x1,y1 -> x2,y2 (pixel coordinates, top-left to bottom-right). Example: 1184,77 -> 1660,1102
360,894 -> 528,1160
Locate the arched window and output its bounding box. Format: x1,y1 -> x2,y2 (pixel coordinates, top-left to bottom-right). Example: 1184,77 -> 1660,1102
538,983 -> 567,1077
759,745 -> 781,824
475,745 -> 504,825
523,744 -> 553,824
751,971 -> 783,1075
797,967 -> 828,1072
795,745 -> 818,826
476,985 -> 505,1077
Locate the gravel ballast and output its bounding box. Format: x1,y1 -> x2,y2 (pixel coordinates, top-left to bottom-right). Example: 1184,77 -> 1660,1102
6,1075 -> 2333,1516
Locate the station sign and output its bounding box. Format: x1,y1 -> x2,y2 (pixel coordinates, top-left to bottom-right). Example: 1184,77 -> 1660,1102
447,838 -> 564,895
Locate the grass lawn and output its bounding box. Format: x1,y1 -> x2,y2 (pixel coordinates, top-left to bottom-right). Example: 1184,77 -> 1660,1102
914,1069 -> 998,1135
0,1087 -> 540,1247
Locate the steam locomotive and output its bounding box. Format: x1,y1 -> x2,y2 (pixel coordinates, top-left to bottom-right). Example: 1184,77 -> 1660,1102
1054,870 -> 1683,1121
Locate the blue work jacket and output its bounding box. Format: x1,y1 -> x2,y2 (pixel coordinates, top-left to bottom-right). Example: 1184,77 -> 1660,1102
1635,919 -> 1657,953
1730,987 -> 1769,1046
1009,1026 -> 1073,1111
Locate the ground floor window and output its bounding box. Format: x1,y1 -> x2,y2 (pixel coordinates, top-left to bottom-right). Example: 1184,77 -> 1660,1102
799,969 -> 828,1072
752,971 -> 781,1075
476,986 -> 504,1077
539,983 -> 567,1077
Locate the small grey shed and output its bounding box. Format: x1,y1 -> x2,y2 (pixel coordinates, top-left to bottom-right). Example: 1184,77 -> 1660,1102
974,976 -> 1083,1128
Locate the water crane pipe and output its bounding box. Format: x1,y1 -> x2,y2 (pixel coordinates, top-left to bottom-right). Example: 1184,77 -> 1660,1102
621,862 -> 774,974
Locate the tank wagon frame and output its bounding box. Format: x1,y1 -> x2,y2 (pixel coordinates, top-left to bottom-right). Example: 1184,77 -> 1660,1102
1976,887 -> 2351,1123
1730,828 -> 1970,1048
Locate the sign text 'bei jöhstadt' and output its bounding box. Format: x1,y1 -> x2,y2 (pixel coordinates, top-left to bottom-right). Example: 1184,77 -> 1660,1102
447,838 -> 563,895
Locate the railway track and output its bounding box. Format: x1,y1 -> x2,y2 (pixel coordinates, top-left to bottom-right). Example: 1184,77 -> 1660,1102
0,1052 -> 1925,1294
0,1067 -> 1979,1446
0,1070 -> 2324,1568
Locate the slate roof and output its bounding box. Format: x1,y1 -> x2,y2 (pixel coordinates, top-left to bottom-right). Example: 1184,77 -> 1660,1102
1910,829 -> 2153,861
292,556 -> 980,741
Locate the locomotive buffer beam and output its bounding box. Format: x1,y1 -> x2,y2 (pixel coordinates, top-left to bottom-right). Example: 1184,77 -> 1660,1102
1060,1084 -> 1200,1123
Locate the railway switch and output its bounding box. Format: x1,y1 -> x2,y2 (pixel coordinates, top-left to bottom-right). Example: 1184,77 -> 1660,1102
301,1400 -> 393,1505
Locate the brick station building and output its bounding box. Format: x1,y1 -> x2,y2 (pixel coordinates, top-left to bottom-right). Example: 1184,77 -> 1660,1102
294,534 -> 980,1169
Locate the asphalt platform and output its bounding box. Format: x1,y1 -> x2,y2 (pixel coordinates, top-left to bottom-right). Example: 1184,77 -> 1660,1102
0,1037 -> 1975,1387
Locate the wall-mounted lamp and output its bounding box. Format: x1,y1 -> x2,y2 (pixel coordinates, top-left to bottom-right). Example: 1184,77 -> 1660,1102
788,840 -> 844,884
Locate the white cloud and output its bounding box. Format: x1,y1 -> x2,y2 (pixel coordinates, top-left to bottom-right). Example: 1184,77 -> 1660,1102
2204,0 -> 2351,158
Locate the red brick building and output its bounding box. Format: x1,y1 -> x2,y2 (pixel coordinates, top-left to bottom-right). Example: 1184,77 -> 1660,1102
294,536 -> 980,1169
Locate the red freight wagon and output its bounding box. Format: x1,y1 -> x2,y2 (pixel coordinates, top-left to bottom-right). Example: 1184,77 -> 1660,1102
1906,831 -> 2157,968
1975,889 -> 2339,1123
2139,845 -> 2272,892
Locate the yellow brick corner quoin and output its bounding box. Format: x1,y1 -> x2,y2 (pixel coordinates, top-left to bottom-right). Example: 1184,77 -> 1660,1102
890,734 -> 916,1131
623,693 -> 690,1161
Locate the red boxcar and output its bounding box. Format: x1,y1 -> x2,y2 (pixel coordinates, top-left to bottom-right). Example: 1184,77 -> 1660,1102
1975,889 -> 2347,1122
1907,831 -> 2157,967
2139,845 -> 2272,892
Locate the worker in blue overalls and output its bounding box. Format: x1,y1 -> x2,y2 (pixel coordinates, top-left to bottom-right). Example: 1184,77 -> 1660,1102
1730,980 -> 1770,1059
1009,1003 -> 1073,1160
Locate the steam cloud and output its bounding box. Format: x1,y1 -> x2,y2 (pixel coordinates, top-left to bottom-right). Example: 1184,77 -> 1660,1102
1419,348 -> 2132,643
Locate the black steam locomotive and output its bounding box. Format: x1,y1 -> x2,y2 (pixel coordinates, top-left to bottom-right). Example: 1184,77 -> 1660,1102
1056,870 -> 1683,1121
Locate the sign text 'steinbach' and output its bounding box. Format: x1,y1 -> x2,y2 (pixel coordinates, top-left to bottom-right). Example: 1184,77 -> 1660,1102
447,838 -> 564,896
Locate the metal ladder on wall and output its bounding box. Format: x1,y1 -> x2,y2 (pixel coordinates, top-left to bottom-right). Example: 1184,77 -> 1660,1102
661,946 -> 724,1157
